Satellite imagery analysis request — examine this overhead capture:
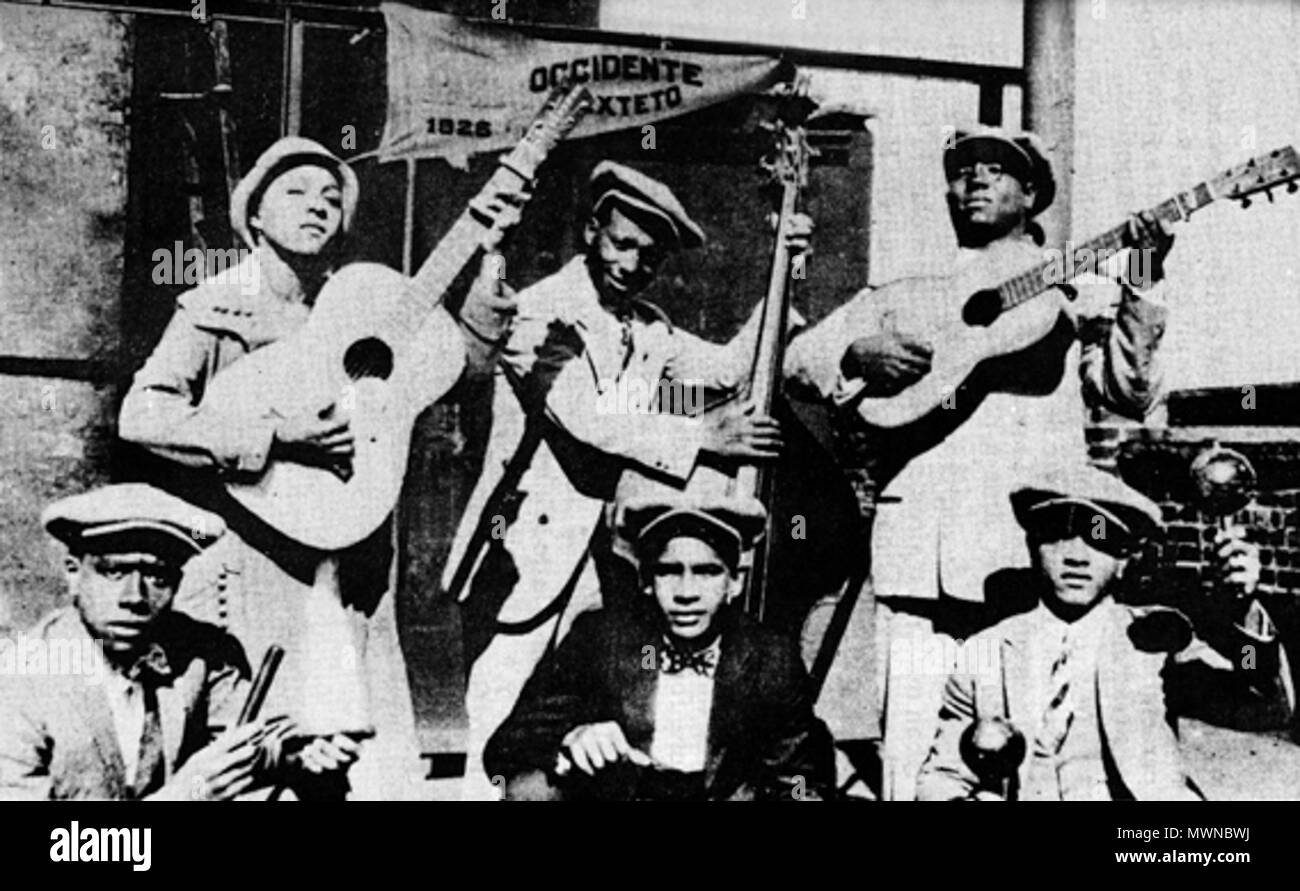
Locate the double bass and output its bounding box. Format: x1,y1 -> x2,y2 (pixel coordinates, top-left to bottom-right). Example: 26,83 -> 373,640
610,101 -> 843,622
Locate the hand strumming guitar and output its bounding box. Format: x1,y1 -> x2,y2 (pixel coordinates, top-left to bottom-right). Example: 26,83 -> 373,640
272,402 -> 355,478
842,331 -> 934,396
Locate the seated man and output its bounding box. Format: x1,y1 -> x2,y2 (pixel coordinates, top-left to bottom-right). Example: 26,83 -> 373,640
916,464 -> 1293,801
0,484 -> 358,800
484,493 -> 835,801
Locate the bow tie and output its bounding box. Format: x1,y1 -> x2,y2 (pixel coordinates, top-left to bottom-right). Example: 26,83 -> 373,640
659,640 -> 719,677
124,644 -> 173,684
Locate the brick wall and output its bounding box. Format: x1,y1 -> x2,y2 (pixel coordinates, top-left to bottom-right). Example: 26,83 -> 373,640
1104,426 -> 1300,602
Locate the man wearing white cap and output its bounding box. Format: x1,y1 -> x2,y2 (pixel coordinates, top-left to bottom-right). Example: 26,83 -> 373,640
916,465 -> 1291,801
119,137 -> 523,799
0,484 -> 357,799
445,160 -> 810,798
786,126 -> 1178,800
484,491 -> 833,801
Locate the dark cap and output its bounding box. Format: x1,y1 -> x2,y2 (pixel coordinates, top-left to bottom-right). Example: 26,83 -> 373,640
42,484 -> 224,563
1011,465 -> 1163,554
944,126 -> 1056,218
589,161 -> 705,250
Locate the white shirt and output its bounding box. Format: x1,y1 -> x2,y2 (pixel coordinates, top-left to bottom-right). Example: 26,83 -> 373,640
649,642 -> 719,773
89,645 -> 146,778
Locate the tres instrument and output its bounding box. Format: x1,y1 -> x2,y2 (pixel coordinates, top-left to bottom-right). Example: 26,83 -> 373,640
202,84 -> 593,551
853,146 -> 1300,478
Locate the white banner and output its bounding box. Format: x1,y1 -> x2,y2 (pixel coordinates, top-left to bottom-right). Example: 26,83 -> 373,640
379,4 -> 783,168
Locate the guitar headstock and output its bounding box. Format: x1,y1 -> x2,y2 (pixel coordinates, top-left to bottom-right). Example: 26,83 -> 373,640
1212,145 -> 1300,209
501,82 -> 594,182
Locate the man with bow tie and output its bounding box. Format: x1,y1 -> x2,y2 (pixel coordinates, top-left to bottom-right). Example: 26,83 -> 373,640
0,484 -> 357,800
447,160 -> 811,799
483,493 -> 834,801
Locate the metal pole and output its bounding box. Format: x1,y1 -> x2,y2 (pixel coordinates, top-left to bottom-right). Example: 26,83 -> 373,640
280,7 -> 305,136
1022,0 -> 1075,252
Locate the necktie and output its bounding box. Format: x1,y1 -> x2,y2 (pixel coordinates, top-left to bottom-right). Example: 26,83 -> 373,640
133,681 -> 166,798
1034,629 -> 1074,758
659,640 -> 719,677
126,644 -> 172,799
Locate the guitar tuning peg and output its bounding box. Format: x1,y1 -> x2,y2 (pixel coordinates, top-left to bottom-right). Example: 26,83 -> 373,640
1265,189 -> 1275,203
1287,180 -> 1298,194
1239,196 -> 1251,209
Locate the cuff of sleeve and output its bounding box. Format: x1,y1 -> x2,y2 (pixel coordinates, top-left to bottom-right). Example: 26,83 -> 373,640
230,418 -> 278,475
831,375 -> 868,409
648,421 -> 706,481
1129,287 -> 1170,315
1236,600 -> 1279,644
460,316 -> 511,347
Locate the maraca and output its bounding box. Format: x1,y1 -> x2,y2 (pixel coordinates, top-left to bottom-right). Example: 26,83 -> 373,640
959,717 -> 1026,800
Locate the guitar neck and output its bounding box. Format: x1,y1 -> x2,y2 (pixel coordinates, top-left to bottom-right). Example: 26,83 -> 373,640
994,180 -> 1217,313
750,179 -> 800,410
398,166 -> 523,325
385,84 -> 593,332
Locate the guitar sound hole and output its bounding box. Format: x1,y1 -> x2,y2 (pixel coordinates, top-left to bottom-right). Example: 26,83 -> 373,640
961,289 -> 1003,327
343,337 -> 394,381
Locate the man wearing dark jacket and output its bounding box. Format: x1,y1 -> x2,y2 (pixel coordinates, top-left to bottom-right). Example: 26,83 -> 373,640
485,493 -> 834,801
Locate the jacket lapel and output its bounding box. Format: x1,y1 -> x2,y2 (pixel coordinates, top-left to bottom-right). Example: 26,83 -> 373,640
614,610 -> 660,752
65,678 -> 129,797
997,613 -> 1034,726
704,627 -> 755,789
157,678 -> 190,774
1095,604 -> 1195,800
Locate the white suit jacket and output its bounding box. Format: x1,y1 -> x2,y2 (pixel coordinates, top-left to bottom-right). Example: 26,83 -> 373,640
785,238 -> 1169,603
443,257 -> 760,623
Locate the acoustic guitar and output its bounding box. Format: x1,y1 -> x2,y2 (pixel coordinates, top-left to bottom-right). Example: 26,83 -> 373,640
201,84 -> 593,550
852,145 -> 1299,469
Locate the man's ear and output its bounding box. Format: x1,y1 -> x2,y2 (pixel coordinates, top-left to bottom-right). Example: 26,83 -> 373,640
724,572 -> 745,604
63,554 -> 83,594
582,217 -> 598,248
1019,180 -> 1038,215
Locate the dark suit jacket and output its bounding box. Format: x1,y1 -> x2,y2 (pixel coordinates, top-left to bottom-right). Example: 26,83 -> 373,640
484,601 -> 835,800
0,608 -> 251,800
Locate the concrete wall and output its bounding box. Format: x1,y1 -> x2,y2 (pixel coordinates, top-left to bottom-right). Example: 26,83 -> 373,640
0,5 -> 130,629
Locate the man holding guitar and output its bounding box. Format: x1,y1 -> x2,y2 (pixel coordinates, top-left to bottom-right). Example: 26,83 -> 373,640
786,126 -> 1176,801
120,136 -> 524,799
445,161 -> 811,799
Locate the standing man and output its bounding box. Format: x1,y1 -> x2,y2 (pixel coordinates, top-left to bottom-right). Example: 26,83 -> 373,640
916,465 -> 1291,800
0,484 -> 358,800
119,137 -> 520,799
785,127 -> 1175,800
446,161 -> 806,798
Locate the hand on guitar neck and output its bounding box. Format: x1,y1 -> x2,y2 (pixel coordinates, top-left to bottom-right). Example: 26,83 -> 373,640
271,402 -> 355,481
700,403 -> 784,464
1122,210 -> 1177,290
